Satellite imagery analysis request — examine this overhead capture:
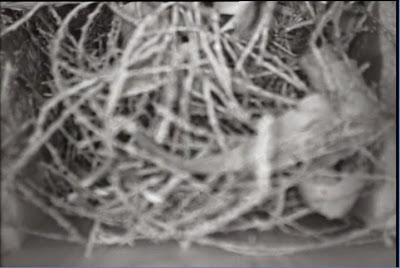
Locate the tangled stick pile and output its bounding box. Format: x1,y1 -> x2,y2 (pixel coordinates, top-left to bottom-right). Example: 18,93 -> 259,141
1,2 -> 396,256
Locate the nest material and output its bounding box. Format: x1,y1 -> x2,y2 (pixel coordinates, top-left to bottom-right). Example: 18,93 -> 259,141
0,2 -> 396,256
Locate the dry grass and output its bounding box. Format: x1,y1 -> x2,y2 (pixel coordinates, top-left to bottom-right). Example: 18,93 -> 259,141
0,2 -> 395,256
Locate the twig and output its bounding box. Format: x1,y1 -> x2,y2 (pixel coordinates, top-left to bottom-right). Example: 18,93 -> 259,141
0,2 -> 46,36
235,1 -> 277,71
17,182 -> 83,241
85,219 -> 100,258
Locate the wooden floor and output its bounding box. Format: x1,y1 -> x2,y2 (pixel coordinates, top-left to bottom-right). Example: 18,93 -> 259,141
2,234 -> 396,267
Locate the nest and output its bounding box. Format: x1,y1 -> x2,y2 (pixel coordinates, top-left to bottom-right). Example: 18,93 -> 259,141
1,2 -> 396,256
